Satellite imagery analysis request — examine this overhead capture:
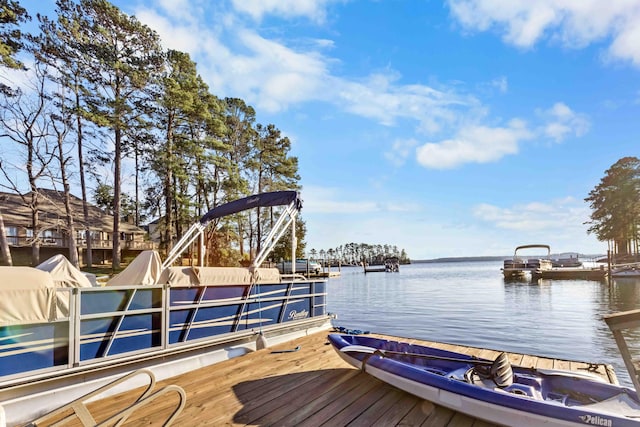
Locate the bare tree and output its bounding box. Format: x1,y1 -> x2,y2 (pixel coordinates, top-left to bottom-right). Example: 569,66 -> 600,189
0,63 -> 55,265
50,86 -> 79,267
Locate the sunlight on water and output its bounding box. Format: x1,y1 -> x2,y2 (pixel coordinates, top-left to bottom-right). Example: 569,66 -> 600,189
326,261 -> 640,387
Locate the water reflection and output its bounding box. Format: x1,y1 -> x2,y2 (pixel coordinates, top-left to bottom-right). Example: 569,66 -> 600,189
327,262 -> 640,387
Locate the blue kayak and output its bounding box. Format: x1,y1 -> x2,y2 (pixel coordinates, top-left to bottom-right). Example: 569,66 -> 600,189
328,333 -> 640,427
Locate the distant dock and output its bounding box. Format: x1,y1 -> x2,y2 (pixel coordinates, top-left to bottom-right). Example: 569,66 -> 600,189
311,270 -> 341,278
364,258 -> 400,273
532,266 -> 608,281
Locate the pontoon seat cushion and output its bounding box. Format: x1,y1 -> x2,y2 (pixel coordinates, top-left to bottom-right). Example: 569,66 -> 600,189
194,267 -> 281,285
158,267 -> 200,286
158,266 -> 281,286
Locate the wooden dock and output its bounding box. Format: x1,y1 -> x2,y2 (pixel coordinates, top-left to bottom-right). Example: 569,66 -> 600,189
39,331 -> 619,426
312,270 -> 341,278
532,267 -> 608,281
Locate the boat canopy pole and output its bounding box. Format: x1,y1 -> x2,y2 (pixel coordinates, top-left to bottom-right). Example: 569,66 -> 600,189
514,244 -> 551,256
250,200 -> 299,269
291,215 -> 297,275
163,191 -> 301,270
162,222 -> 207,269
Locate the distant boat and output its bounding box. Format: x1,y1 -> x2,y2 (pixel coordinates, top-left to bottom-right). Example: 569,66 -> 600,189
550,253 -> 582,268
611,263 -> 640,278
502,244 -> 552,279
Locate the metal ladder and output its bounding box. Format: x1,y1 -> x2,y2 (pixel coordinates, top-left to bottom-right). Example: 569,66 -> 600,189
27,369 -> 186,426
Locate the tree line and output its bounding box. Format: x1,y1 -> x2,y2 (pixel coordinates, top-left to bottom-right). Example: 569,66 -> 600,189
309,243 -> 410,265
0,0 -> 304,269
585,156 -> 640,260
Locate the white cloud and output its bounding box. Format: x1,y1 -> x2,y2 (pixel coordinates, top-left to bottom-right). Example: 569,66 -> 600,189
415,119 -> 533,169
229,31 -> 329,112
471,198 -> 600,254
447,0 -> 640,67
334,73 -> 479,133
413,101 -> 589,169
491,76 -> 508,93
156,0 -> 199,22
132,1 -> 589,172
230,0 -> 339,23
301,185 -> 418,215
133,7 -> 223,56
134,2 -> 483,125
384,138 -> 419,166
537,102 -> 590,142
473,197 -> 590,233
301,186 -> 381,214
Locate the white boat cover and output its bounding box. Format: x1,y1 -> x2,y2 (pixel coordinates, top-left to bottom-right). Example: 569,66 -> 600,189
106,250 -> 163,286
0,267 -> 56,326
195,266 -> 281,285
158,266 -> 281,286
107,250 -> 281,287
36,254 -> 93,320
36,254 -> 93,288
0,255 -> 94,325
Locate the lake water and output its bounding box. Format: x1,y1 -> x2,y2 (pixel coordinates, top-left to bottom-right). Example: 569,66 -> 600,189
325,260 -> 640,387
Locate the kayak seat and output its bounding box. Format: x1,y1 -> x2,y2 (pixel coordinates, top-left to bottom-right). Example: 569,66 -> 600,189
490,352 -> 514,387
464,368 -> 497,389
465,352 -> 514,388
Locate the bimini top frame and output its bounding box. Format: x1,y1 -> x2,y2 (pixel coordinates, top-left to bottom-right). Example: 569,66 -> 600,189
513,244 -> 551,257
162,191 -> 302,270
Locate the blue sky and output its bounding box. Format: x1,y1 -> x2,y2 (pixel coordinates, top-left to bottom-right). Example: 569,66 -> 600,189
22,0 -> 640,259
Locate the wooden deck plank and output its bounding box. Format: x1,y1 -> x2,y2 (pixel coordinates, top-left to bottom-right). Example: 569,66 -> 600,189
447,412 -> 477,427
421,405 -> 456,427
472,419 -> 501,427
398,400 -> 437,426
553,358 -> 571,371
534,356 -> 554,370
272,370 -> 367,426
232,369 -> 328,424
369,393 -> 423,427
519,354 -> 538,369
236,368 -> 351,425
507,352 -> 524,366
346,387 -> 406,427
66,330 -> 616,427
314,381 -> 394,426
251,368 -> 360,425
294,375 -> 383,427
193,352 -> 348,425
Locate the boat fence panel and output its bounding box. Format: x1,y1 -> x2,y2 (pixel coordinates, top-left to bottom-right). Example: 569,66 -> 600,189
0,278 -> 328,382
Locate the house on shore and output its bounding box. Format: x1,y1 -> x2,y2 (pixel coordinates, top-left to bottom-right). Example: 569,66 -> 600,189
0,189 -> 155,266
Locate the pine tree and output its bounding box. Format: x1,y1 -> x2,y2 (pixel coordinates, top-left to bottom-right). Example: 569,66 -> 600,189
68,0 -> 164,269
585,157 -> 640,257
